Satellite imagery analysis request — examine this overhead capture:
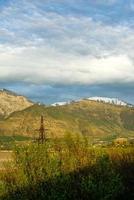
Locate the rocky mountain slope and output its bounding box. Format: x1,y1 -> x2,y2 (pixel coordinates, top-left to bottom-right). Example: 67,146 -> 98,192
0,89 -> 33,118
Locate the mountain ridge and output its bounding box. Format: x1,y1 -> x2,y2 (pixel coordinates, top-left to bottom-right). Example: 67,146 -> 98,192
51,97 -> 133,108
0,88 -> 34,117
0,99 -> 134,142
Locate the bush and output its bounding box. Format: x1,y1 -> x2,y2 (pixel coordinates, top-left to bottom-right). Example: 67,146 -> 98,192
1,137 -> 134,200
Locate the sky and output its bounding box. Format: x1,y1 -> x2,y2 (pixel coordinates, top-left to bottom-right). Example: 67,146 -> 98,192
0,0 -> 134,104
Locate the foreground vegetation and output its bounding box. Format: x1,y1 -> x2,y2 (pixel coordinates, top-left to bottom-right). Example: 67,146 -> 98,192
0,135 -> 134,200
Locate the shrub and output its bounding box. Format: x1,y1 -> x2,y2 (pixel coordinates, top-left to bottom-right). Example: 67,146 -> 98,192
0,137 -> 134,200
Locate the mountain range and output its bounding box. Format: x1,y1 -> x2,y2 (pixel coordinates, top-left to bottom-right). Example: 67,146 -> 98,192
0,89 -> 134,143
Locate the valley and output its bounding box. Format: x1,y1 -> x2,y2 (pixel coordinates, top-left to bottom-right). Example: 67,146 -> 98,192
0,90 -> 134,200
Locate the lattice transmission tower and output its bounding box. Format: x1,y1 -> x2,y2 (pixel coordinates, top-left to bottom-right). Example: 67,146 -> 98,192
38,115 -> 47,144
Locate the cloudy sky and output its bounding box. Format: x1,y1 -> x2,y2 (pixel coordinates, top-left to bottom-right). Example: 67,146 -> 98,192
0,0 -> 134,104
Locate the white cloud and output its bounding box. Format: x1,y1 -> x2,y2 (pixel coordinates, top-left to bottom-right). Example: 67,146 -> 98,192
0,43 -> 134,85
0,0 -> 134,86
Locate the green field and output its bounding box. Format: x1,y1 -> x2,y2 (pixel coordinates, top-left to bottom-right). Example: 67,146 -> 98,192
0,135 -> 31,150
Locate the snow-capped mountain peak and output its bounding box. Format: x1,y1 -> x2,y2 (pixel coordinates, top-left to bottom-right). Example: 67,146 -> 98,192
51,102 -> 69,106
51,97 -> 133,107
86,97 -> 128,106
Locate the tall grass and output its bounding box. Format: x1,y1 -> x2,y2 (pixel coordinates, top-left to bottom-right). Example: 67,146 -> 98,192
0,135 -> 134,200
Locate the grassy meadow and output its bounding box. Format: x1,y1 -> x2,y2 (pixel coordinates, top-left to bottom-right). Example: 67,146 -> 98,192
0,135 -> 134,200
